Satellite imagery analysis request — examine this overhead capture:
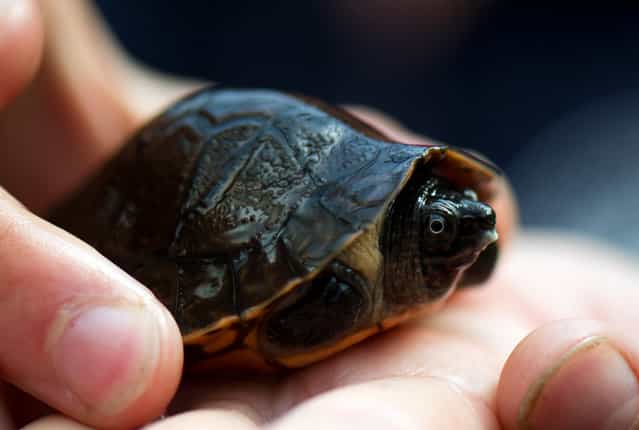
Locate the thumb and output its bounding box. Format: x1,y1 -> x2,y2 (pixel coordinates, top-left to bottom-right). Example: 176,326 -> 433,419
497,319 -> 639,430
0,189 -> 183,429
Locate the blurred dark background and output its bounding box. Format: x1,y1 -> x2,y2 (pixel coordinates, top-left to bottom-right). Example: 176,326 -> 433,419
95,0 -> 639,253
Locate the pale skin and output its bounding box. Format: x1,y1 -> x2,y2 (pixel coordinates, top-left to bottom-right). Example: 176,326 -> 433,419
1,1 -> 638,429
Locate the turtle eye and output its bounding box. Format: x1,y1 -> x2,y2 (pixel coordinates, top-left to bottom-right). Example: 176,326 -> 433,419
428,214 -> 447,235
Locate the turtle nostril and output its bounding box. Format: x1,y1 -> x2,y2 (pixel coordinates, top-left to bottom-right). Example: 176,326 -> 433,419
471,201 -> 496,230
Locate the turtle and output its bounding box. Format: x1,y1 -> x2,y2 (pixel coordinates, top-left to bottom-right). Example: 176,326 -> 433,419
51,87 -> 501,372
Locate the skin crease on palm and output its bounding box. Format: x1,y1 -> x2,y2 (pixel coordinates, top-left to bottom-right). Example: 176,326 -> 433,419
1,0 -> 638,429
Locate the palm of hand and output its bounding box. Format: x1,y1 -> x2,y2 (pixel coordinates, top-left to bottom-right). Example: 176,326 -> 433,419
160,234 -> 638,429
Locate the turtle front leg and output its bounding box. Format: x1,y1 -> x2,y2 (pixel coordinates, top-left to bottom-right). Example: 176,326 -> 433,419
258,261 -> 379,367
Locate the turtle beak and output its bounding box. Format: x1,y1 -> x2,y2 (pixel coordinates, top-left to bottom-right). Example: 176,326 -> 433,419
480,228 -> 499,249
457,200 -> 499,287
459,200 -> 497,245
479,204 -> 498,248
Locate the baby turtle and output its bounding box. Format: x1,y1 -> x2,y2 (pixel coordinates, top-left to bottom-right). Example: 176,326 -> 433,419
53,88 -> 500,371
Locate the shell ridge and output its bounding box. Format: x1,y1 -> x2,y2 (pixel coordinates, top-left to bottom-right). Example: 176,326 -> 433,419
170,122 -> 278,255
178,117 -> 273,215
190,120 -> 278,217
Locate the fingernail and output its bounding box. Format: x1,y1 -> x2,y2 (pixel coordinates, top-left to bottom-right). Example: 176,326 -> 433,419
520,336 -> 639,430
50,304 -> 161,416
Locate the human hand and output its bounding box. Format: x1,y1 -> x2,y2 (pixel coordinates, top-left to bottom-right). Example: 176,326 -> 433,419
3,1 -> 638,430
29,226 -> 639,429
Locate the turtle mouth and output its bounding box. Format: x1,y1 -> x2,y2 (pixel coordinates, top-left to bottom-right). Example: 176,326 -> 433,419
480,229 -> 499,248
427,230 -> 498,268
463,229 -> 499,264
459,241 -> 499,286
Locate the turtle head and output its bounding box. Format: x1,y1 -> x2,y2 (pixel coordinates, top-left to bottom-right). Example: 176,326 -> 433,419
417,177 -> 497,278
381,175 -> 498,311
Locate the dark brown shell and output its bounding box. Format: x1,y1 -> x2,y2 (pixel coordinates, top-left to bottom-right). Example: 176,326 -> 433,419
52,87 -> 499,342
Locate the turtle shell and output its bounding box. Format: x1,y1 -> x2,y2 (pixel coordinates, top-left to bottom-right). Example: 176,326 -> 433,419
52,87 -> 499,365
